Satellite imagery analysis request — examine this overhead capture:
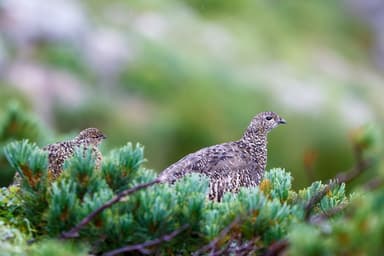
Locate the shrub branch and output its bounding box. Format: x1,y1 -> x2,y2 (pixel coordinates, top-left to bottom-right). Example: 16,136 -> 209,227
304,146 -> 373,222
60,178 -> 160,239
103,224 -> 189,256
193,216 -> 242,256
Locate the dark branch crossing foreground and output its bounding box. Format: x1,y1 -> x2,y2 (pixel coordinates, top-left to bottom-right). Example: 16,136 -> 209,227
158,111 -> 286,201
61,178 -> 160,239
103,224 -> 190,256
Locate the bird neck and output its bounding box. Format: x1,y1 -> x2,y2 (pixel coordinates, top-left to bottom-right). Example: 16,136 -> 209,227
239,128 -> 268,166
74,138 -> 97,147
241,127 -> 268,143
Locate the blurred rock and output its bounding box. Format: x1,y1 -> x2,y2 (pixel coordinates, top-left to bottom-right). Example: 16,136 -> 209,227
340,96 -> 374,127
258,64 -> 327,114
347,0 -> 384,70
5,61 -> 86,126
85,28 -> 134,80
201,23 -> 235,59
0,0 -> 88,46
133,12 -> 169,40
0,39 -> 7,74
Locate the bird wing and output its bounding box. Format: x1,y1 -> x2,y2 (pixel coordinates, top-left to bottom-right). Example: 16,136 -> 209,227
43,141 -> 75,173
158,142 -> 247,183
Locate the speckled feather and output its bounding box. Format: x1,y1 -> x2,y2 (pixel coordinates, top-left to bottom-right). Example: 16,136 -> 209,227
43,128 -> 106,179
158,112 -> 286,201
13,128 -> 106,184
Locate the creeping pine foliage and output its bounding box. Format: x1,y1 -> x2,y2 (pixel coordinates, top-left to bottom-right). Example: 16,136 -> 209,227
1,140 -> 352,255
4,140 -> 49,188
0,107 -> 382,255
102,143 -> 146,192
288,191 -> 384,256
299,180 -> 347,214
0,102 -> 52,187
3,141 -> 50,235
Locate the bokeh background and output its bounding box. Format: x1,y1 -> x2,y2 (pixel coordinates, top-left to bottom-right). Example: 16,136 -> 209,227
0,0 -> 383,188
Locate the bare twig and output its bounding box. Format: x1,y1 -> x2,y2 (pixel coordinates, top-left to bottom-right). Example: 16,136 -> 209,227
230,237 -> 260,256
192,216 -> 241,256
335,158 -> 372,184
263,239 -> 289,256
209,242 -> 231,256
304,179 -> 339,221
335,144 -> 374,184
309,203 -> 349,224
207,233 -> 260,256
304,151 -> 373,222
102,224 -> 189,256
364,178 -> 384,191
61,178 -> 160,239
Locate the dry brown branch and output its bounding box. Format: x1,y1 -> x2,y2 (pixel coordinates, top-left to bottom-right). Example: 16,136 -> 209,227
194,215 -> 261,256
364,178 -> 384,191
335,158 -> 372,184
304,151 -> 373,222
61,178 -> 160,239
304,179 -> 338,221
102,224 -> 189,256
309,202 -> 349,224
192,216 -> 241,256
228,237 -> 260,256
263,239 -> 289,256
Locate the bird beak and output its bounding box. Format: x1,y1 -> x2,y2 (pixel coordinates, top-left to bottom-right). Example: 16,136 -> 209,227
278,118 -> 287,124
102,135 -> 107,139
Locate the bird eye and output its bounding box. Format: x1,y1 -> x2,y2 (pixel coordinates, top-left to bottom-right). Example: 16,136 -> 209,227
265,116 -> 273,121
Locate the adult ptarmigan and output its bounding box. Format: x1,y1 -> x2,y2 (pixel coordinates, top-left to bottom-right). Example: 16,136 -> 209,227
158,111 -> 286,201
13,128 -> 106,185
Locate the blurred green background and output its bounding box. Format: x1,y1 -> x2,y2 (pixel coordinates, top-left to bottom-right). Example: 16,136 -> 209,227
0,0 -> 383,188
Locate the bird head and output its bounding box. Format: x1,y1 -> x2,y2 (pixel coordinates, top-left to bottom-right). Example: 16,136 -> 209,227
248,111 -> 286,134
76,128 -> 107,146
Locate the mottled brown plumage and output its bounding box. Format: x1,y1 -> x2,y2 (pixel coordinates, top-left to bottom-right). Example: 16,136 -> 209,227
158,112 -> 286,201
13,128 -> 106,184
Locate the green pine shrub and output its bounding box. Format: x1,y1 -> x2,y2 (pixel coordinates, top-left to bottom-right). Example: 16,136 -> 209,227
1,139 -> 350,255
0,102 -> 50,186
0,107 -> 381,255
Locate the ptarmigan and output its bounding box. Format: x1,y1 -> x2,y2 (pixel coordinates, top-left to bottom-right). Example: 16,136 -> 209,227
158,112 -> 286,201
13,127 -> 106,185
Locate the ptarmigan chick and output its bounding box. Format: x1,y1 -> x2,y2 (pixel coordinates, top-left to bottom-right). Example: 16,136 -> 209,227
13,128 -> 106,184
158,112 -> 286,201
